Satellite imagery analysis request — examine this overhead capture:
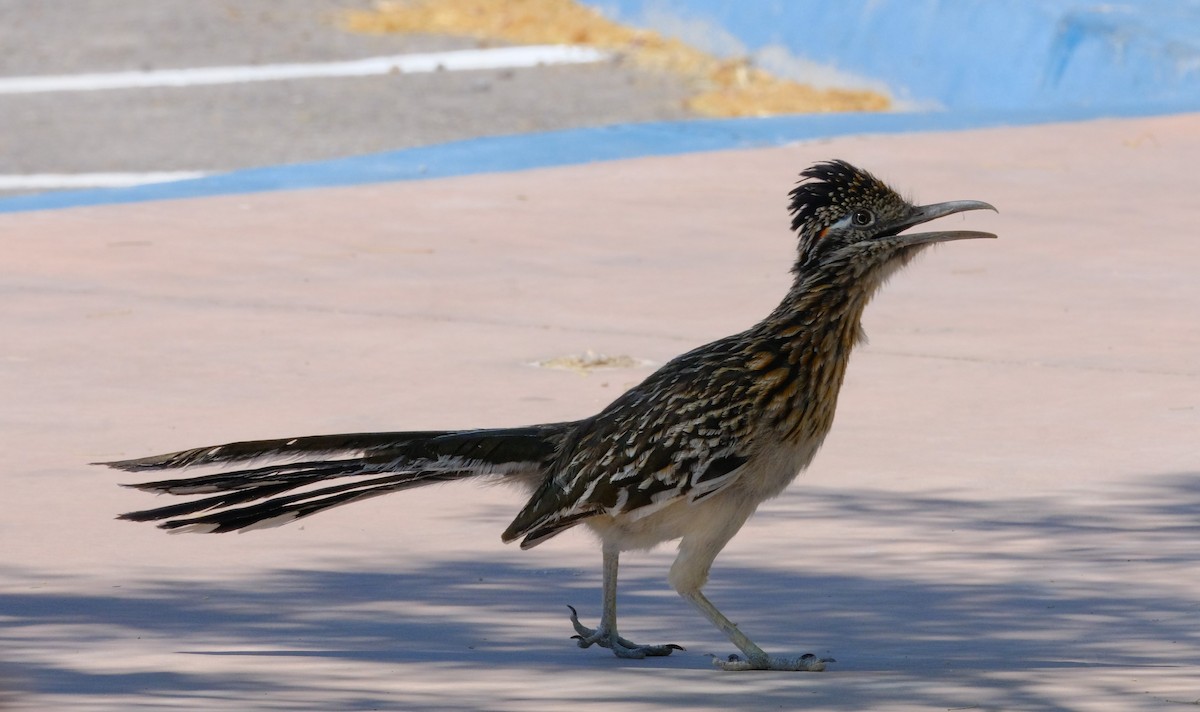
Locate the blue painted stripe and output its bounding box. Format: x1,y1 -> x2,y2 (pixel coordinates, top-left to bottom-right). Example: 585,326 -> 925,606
0,103 -> 1180,215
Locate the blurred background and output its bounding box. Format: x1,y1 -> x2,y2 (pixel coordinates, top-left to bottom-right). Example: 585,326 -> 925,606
0,0 -> 886,198
2,0 -> 1197,200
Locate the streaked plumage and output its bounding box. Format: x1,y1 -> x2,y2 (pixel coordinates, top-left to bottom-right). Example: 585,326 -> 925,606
102,160 -> 995,671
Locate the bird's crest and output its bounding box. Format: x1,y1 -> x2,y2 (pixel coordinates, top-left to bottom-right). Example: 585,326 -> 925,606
788,160 -> 897,235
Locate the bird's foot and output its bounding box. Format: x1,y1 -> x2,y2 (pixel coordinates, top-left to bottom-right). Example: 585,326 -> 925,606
566,605 -> 684,659
712,652 -> 833,672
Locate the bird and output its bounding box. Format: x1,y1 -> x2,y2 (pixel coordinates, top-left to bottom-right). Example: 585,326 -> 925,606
100,160 -> 995,671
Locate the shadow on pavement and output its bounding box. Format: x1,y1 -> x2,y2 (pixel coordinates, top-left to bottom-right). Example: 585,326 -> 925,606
2,472 -> 1197,709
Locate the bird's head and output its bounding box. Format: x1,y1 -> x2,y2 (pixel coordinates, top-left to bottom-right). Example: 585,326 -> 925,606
788,160 -> 996,279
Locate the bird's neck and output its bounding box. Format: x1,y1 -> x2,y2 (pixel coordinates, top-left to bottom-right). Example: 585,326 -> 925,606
761,264 -> 880,347
742,264 -> 881,442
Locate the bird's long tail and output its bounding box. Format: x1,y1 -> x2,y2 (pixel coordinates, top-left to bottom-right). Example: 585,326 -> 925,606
99,425 -> 567,533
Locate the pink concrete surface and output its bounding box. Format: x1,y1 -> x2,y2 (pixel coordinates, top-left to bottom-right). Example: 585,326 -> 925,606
1,114 -> 1198,710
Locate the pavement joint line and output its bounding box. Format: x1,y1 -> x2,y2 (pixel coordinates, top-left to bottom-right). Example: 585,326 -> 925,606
870,349 -> 1200,379
15,281 -> 1197,377
0,172 -> 211,189
10,279 -> 702,344
0,45 -> 610,94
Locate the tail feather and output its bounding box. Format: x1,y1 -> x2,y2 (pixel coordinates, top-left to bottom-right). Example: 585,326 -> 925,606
97,431 -> 455,472
117,480 -> 306,524
100,426 -> 567,473
142,469 -> 472,533
103,424 -> 571,533
122,459 -> 370,495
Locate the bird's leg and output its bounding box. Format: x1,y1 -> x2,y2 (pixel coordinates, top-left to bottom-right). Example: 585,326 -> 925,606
680,589 -> 828,671
568,543 -> 683,659
671,515 -> 830,671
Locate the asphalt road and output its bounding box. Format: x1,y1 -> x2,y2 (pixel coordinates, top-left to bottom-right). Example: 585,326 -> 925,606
0,0 -> 695,195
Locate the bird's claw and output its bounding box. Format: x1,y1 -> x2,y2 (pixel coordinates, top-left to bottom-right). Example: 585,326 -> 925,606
566,605 -> 683,658
711,652 -> 833,672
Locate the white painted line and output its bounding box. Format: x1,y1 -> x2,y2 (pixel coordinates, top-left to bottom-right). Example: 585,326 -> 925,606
0,172 -> 209,190
0,45 -> 610,95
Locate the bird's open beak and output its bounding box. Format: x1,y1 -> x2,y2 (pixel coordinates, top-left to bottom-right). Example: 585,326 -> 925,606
892,199 -> 998,247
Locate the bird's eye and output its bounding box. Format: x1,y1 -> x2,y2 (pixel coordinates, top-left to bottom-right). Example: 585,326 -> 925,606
851,209 -> 874,227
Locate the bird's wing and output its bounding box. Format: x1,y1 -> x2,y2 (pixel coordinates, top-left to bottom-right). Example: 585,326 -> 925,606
577,413 -> 752,514
503,336 -> 758,547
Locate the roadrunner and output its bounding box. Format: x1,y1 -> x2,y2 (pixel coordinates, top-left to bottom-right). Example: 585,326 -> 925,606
103,160 -> 995,671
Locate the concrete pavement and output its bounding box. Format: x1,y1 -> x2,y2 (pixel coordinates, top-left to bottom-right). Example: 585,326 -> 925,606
0,113 -> 1197,710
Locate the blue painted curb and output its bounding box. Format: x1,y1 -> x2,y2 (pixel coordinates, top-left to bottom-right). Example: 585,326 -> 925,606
593,0 -> 1200,113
